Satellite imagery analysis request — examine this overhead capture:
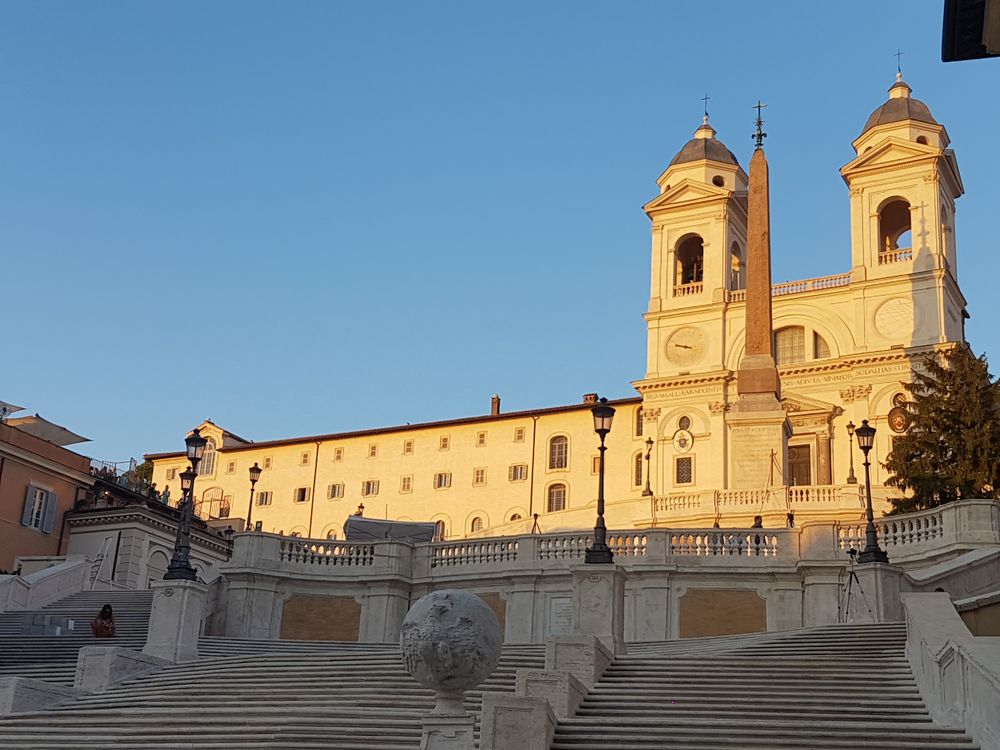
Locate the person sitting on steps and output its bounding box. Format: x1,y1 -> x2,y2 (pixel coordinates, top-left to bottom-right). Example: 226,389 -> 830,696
90,604 -> 116,638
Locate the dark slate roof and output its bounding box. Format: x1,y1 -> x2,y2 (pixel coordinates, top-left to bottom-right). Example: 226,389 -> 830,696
668,137 -> 740,167
862,88 -> 939,133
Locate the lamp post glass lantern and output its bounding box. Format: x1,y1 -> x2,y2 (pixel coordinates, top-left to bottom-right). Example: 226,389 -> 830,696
165,428 -> 207,581
854,419 -> 888,563
586,398 -> 615,564
246,462 -> 262,532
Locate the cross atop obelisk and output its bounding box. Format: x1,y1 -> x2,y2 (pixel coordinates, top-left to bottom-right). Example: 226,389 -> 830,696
726,103 -> 790,492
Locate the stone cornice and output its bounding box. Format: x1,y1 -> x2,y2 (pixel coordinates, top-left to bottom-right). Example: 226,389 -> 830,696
67,506 -> 231,555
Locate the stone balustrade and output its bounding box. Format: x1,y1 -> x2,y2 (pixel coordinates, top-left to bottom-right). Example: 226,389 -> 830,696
725,272 -> 852,303
277,538 -> 376,566
673,282 -> 703,296
652,484 -> 866,522
835,499 -> 999,561
879,248 -> 913,265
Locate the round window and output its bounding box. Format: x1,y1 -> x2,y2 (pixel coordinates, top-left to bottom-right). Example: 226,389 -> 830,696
892,392 -> 907,408
712,176 -> 724,187
678,416 -> 692,430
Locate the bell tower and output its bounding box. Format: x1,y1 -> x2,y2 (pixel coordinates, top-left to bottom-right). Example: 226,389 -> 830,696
841,75 -> 966,347
642,117 -> 748,380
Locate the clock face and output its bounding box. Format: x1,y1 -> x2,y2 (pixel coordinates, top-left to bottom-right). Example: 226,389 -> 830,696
665,326 -> 705,367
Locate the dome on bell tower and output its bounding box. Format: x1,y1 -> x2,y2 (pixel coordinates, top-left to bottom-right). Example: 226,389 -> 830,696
668,117 -> 740,167
860,73 -> 940,136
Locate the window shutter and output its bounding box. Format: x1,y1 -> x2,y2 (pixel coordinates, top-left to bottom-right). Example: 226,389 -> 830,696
21,486 -> 35,526
41,492 -> 58,533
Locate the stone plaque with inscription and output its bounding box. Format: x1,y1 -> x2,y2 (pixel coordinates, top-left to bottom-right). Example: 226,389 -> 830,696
727,415 -> 789,489
548,596 -> 573,636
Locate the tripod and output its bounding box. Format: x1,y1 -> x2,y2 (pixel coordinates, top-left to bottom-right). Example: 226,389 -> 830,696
836,548 -> 875,623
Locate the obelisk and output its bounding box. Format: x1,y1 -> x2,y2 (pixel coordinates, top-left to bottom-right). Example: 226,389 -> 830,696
727,104 -> 790,490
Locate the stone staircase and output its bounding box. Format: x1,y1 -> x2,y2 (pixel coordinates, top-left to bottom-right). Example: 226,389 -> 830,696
552,622 -> 979,750
0,640 -> 545,749
0,590 -> 152,685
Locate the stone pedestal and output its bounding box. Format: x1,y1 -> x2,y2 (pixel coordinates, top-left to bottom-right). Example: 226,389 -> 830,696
143,579 -> 208,663
851,562 -> 905,622
515,669 -> 586,718
727,404 -> 790,490
479,694 -> 557,750
74,647 -> 169,693
545,635 -> 612,689
571,566 -> 626,655
0,677 -> 84,714
420,715 -> 475,750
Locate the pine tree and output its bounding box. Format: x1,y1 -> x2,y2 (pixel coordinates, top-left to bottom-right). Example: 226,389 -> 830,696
885,346 -> 1000,513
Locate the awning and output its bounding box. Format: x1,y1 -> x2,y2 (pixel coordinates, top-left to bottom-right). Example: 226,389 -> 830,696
6,414 -> 90,446
343,516 -> 437,543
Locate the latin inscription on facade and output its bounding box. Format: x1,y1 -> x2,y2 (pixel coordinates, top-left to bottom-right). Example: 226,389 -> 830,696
548,596 -> 573,635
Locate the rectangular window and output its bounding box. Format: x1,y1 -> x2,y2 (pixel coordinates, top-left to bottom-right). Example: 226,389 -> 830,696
256,490 -> 273,506
548,437 -> 568,469
634,452 -> 644,487
473,467 -> 486,486
166,468 -> 177,480
293,487 -> 310,503
225,461 -> 236,474
439,436 -> 450,451
300,451 -> 311,466
514,427 -> 525,443
23,487 -> 48,530
327,483 -> 344,499
403,440 -> 414,455
433,472 -> 452,489
333,448 -> 343,463
368,444 -> 378,458
476,431 -> 487,447
675,456 -> 694,485
635,407 -> 644,437
262,457 -> 272,470
362,480 -> 379,497
400,475 -> 412,493
508,463 -> 528,482
591,455 -> 601,474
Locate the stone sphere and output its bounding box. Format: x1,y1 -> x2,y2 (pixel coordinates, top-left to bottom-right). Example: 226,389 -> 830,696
400,589 -> 502,696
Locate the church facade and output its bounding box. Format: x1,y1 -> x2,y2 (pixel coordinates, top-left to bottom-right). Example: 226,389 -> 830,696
146,75 -> 967,541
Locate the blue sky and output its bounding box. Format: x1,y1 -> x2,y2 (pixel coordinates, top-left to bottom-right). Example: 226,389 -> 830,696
2,2 -> 997,462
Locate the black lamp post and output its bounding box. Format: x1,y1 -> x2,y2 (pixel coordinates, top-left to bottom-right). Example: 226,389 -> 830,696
164,428 -> 207,580
246,462 -> 262,532
642,437 -> 654,497
846,420 -> 858,484
854,419 -> 888,563
586,398 -> 615,564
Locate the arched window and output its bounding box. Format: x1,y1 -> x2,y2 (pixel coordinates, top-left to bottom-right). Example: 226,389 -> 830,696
434,520 -> 446,542
198,438 -> 217,476
470,517 -> 483,533
730,242 -> 745,290
196,487 -> 224,519
814,332 -> 831,359
547,484 -> 567,512
326,530 -> 337,540
548,436 -> 568,470
509,513 -> 522,522
290,531 -> 302,538
676,236 -> 704,286
633,452 -> 644,487
634,407 -> 643,437
774,326 -> 806,366
879,199 -> 912,254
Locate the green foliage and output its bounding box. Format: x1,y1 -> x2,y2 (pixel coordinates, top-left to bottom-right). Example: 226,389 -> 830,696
134,460 -> 153,483
885,346 -> 1000,513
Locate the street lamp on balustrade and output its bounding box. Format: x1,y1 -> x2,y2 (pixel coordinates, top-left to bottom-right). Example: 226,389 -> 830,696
846,421 -> 858,484
245,462 -> 262,532
854,419 -> 888,564
642,437 -> 654,497
164,428 -> 207,580
585,398 -> 615,565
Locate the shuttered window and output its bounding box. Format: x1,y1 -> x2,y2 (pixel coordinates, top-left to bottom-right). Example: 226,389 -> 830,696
21,486 -> 57,533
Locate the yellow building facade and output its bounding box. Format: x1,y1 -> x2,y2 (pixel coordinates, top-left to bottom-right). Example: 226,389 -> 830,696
146,75 -> 968,540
